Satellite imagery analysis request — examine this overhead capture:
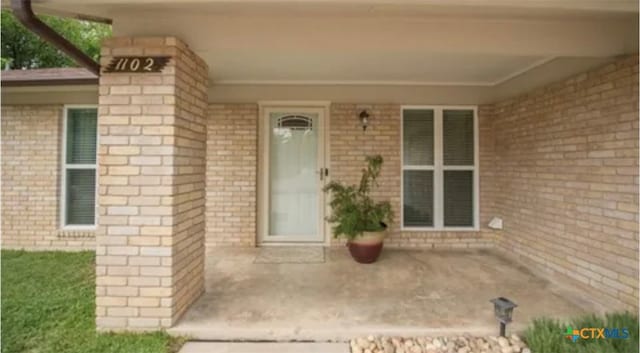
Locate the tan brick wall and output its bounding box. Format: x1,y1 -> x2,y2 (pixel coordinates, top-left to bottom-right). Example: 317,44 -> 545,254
171,44 -> 209,321
329,104 -> 495,248
486,55 -> 639,311
204,103 -> 495,248
205,104 -> 258,247
96,36 -> 207,330
1,105 -> 95,250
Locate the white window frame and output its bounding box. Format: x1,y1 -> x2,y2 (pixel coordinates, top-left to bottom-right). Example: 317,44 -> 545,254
400,105 -> 479,231
60,105 -> 98,230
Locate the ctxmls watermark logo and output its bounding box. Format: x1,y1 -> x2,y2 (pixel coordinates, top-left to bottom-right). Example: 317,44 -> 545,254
565,326 -> 630,342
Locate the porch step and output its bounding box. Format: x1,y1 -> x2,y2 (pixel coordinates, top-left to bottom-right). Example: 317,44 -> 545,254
179,342 -> 349,353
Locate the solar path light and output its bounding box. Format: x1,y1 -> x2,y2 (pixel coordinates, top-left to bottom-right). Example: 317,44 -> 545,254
490,297 -> 517,337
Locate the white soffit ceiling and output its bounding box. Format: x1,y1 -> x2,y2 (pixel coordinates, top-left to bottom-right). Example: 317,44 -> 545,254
9,1 -> 640,87
106,4 -> 636,87
202,52 -> 552,86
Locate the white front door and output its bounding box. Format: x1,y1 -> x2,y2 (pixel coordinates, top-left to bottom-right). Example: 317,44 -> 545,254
260,106 -> 327,243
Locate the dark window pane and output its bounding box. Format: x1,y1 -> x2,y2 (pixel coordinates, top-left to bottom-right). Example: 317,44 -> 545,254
443,109 -> 474,165
66,108 -> 97,164
403,170 -> 433,227
403,109 -> 434,166
444,170 -> 473,227
66,169 -> 96,225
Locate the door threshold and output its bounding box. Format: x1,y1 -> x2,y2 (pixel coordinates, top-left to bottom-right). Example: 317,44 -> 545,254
258,242 -> 327,247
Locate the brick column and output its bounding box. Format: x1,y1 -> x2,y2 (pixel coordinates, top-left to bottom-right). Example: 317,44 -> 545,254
96,37 -> 208,330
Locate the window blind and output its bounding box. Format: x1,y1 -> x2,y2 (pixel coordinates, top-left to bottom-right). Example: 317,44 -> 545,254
66,169 -> 96,225
402,107 -> 476,229
64,108 -> 97,226
66,108 -> 97,164
403,170 -> 434,227
403,109 -> 434,166
443,170 -> 473,227
443,110 -> 474,165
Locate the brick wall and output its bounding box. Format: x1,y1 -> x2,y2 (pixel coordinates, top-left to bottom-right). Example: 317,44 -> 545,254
203,103 -> 495,248
205,104 -> 258,247
171,43 -> 209,321
486,55 -> 639,311
1,105 -> 95,250
329,104 -> 495,248
96,36 -> 207,330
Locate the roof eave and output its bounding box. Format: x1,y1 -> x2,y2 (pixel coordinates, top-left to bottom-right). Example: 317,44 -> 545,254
1,78 -> 99,87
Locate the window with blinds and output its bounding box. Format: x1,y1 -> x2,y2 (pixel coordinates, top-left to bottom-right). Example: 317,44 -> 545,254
63,107 -> 98,227
443,170 -> 473,227
403,109 -> 434,166
443,110 -> 474,166
403,170 -> 434,227
402,107 -> 477,229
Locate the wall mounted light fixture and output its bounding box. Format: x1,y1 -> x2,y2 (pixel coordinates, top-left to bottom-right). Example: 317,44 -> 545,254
359,110 -> 369,131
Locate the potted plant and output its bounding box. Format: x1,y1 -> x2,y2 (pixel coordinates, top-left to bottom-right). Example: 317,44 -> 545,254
323,155 -> 394,263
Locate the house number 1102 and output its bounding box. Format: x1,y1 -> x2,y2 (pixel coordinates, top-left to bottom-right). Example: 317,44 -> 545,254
114,57 -> 151,71
104,56 -> 171,73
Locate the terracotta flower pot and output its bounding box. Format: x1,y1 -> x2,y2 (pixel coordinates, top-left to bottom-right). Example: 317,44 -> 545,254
347,227 -> 386,264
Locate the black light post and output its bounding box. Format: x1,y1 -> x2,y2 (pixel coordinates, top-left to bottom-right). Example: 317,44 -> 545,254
490,297 -> 517,337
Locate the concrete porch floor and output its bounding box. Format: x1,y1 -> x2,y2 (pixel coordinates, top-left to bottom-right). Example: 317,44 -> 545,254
169,248 -> 589,341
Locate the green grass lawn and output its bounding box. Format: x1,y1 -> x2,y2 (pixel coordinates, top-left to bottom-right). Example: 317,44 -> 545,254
1,250 -> 184,353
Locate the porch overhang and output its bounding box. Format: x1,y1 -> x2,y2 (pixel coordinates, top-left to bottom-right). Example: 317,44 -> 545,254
2,0 -> 637,97
0,68 -> 98,87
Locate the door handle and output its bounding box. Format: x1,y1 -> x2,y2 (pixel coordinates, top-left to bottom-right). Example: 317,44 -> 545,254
318,168 -> 328,181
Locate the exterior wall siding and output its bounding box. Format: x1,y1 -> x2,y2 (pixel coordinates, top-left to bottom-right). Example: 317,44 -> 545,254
1,105 -> 95,250
487,55 -> 639,312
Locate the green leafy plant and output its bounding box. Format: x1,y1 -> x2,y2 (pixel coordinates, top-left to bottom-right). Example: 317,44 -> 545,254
524,312 -> 639,353
323,155 -> 394,241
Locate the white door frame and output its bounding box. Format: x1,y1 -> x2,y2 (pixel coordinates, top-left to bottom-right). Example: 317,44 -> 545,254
257,101 -> 331,245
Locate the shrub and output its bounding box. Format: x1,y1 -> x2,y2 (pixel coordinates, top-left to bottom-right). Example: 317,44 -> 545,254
524,312 -> 638,353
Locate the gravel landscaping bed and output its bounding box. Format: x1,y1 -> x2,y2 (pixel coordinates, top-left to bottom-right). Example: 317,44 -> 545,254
350,335 -> 530,353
